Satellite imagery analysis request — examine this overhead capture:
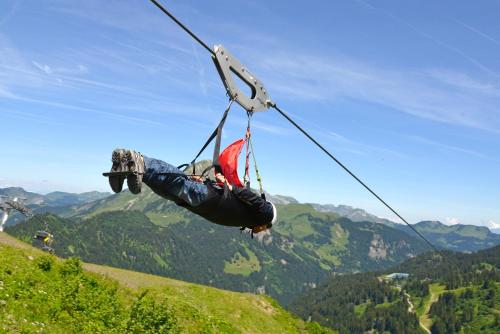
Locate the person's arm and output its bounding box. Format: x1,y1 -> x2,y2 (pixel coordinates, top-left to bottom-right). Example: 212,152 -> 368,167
215,172 -> 275,224
232,187 -> 275,224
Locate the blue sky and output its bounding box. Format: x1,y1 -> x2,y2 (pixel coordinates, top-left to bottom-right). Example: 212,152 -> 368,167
1,0 -> 499,228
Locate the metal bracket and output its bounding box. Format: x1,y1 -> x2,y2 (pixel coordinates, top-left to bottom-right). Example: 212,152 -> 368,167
212,45 -> 271,112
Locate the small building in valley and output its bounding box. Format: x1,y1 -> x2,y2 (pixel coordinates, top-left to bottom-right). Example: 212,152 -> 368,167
386,273 -> 410,280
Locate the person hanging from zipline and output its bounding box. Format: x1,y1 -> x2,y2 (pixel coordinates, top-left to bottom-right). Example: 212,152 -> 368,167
104,96 -> 277,236
102,42 -> 279,236
104,144 -> 276,235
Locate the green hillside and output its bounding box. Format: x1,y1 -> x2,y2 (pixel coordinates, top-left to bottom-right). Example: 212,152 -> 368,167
290,272 -> 425,334
290,246 -> 500,334
0,232 -> 334,334
0,187 -> 110,227
62,185 -> 428,274
426,283 -> 500,333
396,221 -> 500,252
7,193 -> 428,305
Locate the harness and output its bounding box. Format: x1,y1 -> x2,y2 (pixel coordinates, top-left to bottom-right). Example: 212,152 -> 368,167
178,45 -> 271,200
173,46 -> 273,234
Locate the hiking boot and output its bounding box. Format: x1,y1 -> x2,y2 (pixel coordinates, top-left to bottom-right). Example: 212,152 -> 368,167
107,148 -> 127,193
123,149 -> 145,194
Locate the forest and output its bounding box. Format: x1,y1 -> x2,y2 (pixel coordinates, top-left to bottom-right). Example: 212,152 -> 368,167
290,245 -> 500,334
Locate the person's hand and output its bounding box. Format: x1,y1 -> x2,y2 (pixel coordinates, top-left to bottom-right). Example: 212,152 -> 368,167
190,175 -> 203,183
215,172 -> 225,183
215,173 -> 232,190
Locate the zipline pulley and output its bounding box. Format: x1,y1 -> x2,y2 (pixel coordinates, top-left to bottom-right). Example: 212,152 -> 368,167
213,45 -> 272,112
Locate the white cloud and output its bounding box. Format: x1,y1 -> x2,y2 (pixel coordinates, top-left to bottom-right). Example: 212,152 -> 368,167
408,135 -> 491,160
250,120 -> 291,136
33,61 -> 89,76
453,18 -> 500,47
0,86 -> 16,98
425,69 -> 500,96
486,220 -> 500,229
254,51 -> 500,133
445,217 -> 461,225
324,130 -> 406,158
354,0 -> 498,77
32,61 -> 52,74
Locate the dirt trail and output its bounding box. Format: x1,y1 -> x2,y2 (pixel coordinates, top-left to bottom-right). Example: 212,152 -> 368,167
401,288 -> 430,334
420,286 -> 443,334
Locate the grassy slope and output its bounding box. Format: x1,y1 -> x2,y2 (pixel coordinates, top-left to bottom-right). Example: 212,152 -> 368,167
410,282 -> 500,333
419,283 -> 446,332
454,284 -> 500,333
8,205 -> 428,306
0,232 -> 334,334
423,283 -> 500,334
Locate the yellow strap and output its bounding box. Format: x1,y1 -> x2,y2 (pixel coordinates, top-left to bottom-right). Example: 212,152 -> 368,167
249,137 -> 264,195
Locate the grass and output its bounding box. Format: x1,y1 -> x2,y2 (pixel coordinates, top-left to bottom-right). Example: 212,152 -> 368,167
454,225 -> 488,239
277,214 -> 317,239
1,232 -> 333,334
420,283 -> 446,331
313,224 -> 349,267
146,212 -> 185,226
409,283 -> 500,334
374,300 -> 397,309
329,224 -> 349,252
274,204 -> 339,240
354,302 -> 368,316
445,284 -> 500,333
224,247 -> 261,276
315,244 -> 341,266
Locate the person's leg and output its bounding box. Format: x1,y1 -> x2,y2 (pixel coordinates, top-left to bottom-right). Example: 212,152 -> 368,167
142,156 -> 209,206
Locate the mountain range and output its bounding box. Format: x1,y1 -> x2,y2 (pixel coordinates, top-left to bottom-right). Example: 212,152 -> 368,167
3,185 -> 498,243
6,208 -> 426,305
400,220 -> 500,252
5,186 -> 428,305
0,187 -> 109,206
3,186 -> 500,305
311,203 -> 500,250
0,187 -> 109,226
310,203 -> 399,228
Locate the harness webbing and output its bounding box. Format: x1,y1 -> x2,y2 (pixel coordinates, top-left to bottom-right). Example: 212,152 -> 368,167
249,137 -> 265,198
212,99 -> 235,169
243,113 -> 252,187
183,99 -> 234,175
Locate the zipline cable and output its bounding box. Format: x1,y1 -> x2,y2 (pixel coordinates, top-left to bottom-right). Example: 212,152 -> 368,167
146,0 -> 440,253
149,0 -> 215,56
271,103 -> 438,252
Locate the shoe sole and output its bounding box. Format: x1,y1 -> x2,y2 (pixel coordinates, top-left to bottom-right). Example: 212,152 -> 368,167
127,173 -> 142,194
107,149 -> 127,193
124,150 -> 144,194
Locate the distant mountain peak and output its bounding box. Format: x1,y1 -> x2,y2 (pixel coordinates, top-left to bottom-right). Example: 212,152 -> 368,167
410,220 -> 500,251
310,203 -> 400,228
265,193 -> 299,205
416,220 -> 446,227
